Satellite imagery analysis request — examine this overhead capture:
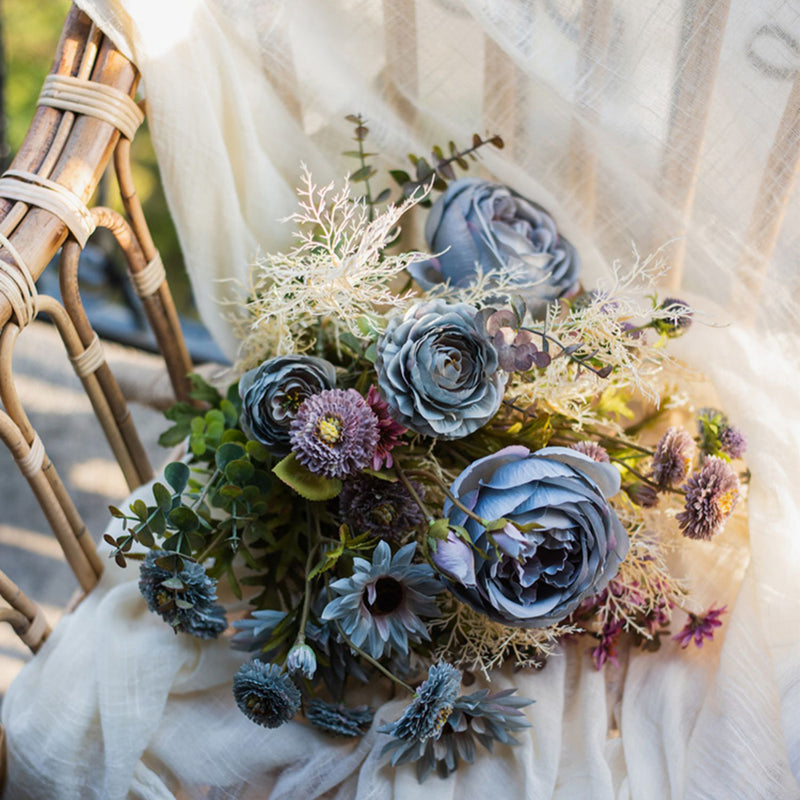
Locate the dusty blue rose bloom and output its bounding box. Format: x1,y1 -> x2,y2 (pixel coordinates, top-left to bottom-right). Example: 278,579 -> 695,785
375,300 -> 506,440
433,445 -> 629,628
408,177 -> 580,316
239,355 -> 336,457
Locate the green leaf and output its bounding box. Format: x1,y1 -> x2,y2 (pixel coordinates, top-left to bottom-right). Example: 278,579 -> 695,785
164,462 -> 190,494
245,440 -> 269,463
174,598 -> 194,610
189,433 -> 206,457
216,442 -> 246,470
152,482 -> 173,512
350,165 -> 377,182
225,459 -> 255,484
131,499 -> 148,520
161,576 -> 185,590
189,373 -> 223,406
108,505 -> 125,519
374,187 -> 391,203
158,424 -> 191,448
389,169 -> 411,186
273,453 -> 342,501
168,507 -> 199,533
220,398 -> 239,427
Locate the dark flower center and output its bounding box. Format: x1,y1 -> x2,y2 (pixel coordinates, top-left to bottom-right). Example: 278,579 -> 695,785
369,501 -> 397,527
365,577 -> 404,615
282,389 -> 305,413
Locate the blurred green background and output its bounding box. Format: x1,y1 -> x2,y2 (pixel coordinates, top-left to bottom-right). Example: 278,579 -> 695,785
4,0 -> 193,315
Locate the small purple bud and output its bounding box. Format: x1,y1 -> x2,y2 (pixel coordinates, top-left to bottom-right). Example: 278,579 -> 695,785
432,530 -> 477,587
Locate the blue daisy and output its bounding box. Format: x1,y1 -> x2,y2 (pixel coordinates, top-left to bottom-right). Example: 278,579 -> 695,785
321,540 -> 442,659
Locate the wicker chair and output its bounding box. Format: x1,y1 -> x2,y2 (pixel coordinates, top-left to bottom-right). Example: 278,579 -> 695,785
0,6 -> 194,780
0,0 -> 798,791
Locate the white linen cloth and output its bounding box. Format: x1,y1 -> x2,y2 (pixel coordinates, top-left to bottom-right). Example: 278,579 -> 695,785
3,0 -> 800,797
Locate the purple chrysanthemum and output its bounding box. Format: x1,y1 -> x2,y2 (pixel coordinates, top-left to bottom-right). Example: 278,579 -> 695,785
651,427 -> 695,490
365,385 -> 407,469
719,424 -> 747,459
676,456 -> 739,540
340,474 -> 424,541
570,441 -> 610,463
290,389 -> 380,479
673,605 -> 726,648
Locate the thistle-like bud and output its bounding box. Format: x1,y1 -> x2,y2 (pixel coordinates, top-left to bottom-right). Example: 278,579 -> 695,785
286,642 -> 317,679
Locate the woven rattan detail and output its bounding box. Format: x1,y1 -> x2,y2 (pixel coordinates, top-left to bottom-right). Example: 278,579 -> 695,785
38,74 -> 144,141
131,252 -> 166,297
16,433 -> 45,478
0,170 -> 95,247
70,332 -> 105,377
0,232 -> 38,328
20,607 -> 48,650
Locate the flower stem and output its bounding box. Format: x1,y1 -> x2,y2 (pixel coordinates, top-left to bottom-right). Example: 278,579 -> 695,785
394,461 -> 435,523
297,512 -> 321,645
610,457 -> 684,495
332,618 -> 414,694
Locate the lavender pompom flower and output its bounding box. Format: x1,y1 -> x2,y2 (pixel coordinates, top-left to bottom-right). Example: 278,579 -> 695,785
306,699 -> 373,738
673,605 -> 726,648
339,474 -> 424,541
677,456 -> 739,540
233,660 -> 301,728
379,662 -> 462,743
138,551 -> 226,639
321,540 -> 442,659
290,388 -> 380,479
239,355 -> 336,456
381,684 -> 533,782
570,441 -> 610,463
698,408 -> 747,459
719,425 -> 747,459
651,427 -> 695,490
375,300 -> 506,440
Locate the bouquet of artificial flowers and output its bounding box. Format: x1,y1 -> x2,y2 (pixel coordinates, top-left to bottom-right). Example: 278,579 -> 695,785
106,125 -> 747,781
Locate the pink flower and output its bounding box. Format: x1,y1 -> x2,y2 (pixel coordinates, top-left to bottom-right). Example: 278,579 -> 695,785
365,385 -> 407,469
673,605 -> 726,649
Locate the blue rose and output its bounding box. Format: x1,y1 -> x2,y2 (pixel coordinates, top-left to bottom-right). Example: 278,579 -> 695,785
408,177 -> 580,315
375,300 -> 506,440
239,355 -> 336,456
432,445 -> 628,627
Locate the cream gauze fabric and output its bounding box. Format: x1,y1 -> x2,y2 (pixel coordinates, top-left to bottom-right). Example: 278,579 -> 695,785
3,0 -> 800,798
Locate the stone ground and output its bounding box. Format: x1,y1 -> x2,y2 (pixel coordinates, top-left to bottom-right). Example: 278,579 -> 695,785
0,321 -> 169,700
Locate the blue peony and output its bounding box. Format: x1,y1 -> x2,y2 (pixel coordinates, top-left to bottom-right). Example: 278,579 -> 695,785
408,177 -> 580,316
375,300 -> 506,440
239,355 -> 336,457
432,446 -> 629,628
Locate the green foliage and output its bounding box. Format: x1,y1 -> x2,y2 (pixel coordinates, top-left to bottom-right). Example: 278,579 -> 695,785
392,133 -> 505,206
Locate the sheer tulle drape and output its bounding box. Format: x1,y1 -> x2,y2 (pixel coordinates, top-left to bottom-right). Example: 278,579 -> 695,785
2,0 -> 799,797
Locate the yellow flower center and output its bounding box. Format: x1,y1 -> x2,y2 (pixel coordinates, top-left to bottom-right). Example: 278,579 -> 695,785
716,489 -> 737,517
316,415 -> 343,445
